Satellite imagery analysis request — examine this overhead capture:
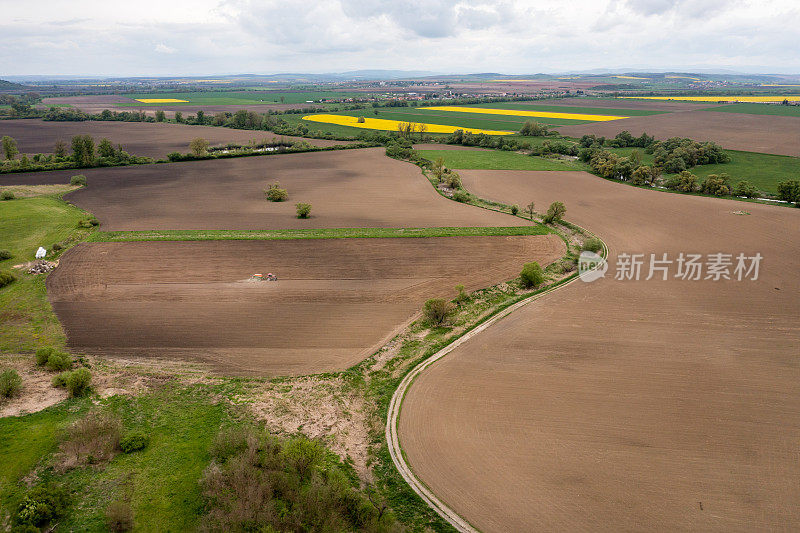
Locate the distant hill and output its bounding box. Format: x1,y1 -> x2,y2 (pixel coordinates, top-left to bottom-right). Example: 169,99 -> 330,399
0,79 -> 27,91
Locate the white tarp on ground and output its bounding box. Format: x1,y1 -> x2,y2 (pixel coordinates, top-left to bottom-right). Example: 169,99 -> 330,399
35,247 -> 46,259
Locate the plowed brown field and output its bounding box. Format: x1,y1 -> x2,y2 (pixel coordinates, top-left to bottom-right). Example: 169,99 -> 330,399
47,236 -> 565,375
400,170 -> 800,531
0,119 -> 346,159
4,149 -> 518,230
557,110 -> 800,156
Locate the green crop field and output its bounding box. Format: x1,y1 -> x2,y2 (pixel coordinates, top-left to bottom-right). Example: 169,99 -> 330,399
461,101 -> 667,116
709,102 -> 800,117
117,90 -> 367,106
417,149 -> 582,171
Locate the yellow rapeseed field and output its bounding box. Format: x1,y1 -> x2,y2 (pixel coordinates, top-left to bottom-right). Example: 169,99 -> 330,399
134,99 -> 190,103
419,106 -> 628,122
613,75 -> 649,80
622,95 -> 800,102
301,114 -> 514,135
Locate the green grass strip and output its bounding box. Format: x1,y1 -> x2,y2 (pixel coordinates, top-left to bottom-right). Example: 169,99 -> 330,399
89,225 -> 551,243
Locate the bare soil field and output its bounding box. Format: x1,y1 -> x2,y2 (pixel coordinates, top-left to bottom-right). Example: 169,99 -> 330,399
39,96 -> 321,118
47,236 -> 565,376
0,119 -> 346,159
4,149 -> 517,230
557,109 -> 800,156
400,170 -> 800,531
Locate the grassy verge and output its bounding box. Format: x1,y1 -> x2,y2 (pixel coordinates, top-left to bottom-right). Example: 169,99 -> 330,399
0,194 -> 95,351
90,225 -> 551,243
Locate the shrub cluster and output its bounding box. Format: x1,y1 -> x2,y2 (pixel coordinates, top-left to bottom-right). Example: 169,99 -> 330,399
201,428 -> 399,532
543,201 -> 566,224
120,433 -> 149,453
58,411 -> 121,468
52,368 -> 92,397
649,137 -> 729,173
0,368 -> 22,398
0,270 -> 15,288
13,483 -> 69,529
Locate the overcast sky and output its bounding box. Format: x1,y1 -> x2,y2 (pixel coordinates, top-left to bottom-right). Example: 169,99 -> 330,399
2,0 -> 799,77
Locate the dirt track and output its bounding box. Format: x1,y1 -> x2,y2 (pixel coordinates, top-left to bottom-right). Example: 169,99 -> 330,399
4,149 -> 519,230
47,236 -> 564,376
557,109 -> 800,156
400,170 -> 800,531
0,119 -> 345,159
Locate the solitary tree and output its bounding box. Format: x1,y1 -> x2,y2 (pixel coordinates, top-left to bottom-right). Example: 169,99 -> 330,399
432,157 -> 446,182
155,110 -> 166,122
422,298 -> 454,326
71,135 -> 95,166
265,182 -> 288,202
519,262 -> 545,288
2,136 -> 18,160
196,110 -> 206,125
543,201 -> 566,224
295,202 -> 312,218
189,138 -> 209,157
523,201 -> 536,220
174,111 -> 184,123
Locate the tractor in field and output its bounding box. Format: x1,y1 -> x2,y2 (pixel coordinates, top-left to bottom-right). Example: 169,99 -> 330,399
250,273 -> 278,282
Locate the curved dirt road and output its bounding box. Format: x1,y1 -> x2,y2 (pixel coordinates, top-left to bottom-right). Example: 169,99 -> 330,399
399,171 -> 800,531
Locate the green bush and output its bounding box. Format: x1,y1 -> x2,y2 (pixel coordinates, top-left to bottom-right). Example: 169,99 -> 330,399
777,179 -> 800,205
46,352 -> 72,372
422,298 -> 454,327
265,182 -> 288,202
65,368 -> 92,397
120,433 -> 149,453
70,174 -> 87,186
510,204 -> 519,215
35,347 -> 56,366
733,180 -> 758,198
582,237 -> 603,253
201,428 -> 398,533
520,262 -> 545,288
295,202 -> 312,219
0,271 -> 15,288
701,174 -> 731,197
77,217 -> 100,228
13,483 -> 69,527
452,190 -> 470,203
542,201 -> 566,224
52,372 -> 68,388
0,249 -> 12,261
1,190 -> 14,201
0,368 -> 22,398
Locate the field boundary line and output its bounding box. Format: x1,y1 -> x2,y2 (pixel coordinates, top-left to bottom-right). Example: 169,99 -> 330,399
386,233 -> 607,532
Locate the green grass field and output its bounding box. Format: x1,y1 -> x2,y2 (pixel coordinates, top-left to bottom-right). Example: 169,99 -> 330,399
667,150 -> 800,194
709,102 -> 800,117
460,101 -> 667,116
417,149 -> 582,171
0,194 -> 94,351
118,90 -> 367,106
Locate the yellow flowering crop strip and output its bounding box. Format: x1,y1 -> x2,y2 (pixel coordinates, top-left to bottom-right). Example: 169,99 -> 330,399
622,96 -> 800,102
134,99 -> 190,103
301,114 -> 514,135
418,106 -> 629,122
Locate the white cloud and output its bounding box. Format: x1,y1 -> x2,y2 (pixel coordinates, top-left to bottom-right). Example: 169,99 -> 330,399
1,0 -> 799,76
154,43 -> 176,54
